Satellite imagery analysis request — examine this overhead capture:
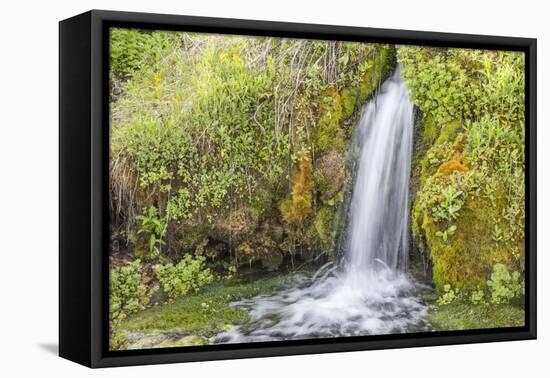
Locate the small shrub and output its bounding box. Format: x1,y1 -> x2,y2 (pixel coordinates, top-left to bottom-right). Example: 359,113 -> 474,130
437,284 -> 458,306
156,255 -> 214,300
469,289 -> 485,305
487,263 -> 524,304
110,260 -> 149,323
109,260 -> 149,350
110,28 -> 177,81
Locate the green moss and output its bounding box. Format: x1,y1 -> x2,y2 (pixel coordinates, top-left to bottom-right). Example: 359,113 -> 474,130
340,87 -> 357,119
358,46 -> 396,103
422,114 -> 438,145
122,272 -> 289,338
420,116 -> 461,148
435,119 -> 462,145
427,297 -> 525,331
419,145 -> 452,187
423,192 -> 519,291
314,88 -> 345,153
359,71 -> 375,103
314,47 -> 396,153
314,206 -> 335,250
413,114 -> 520,292
405,46 -> 525,303
379,45 -> 397,78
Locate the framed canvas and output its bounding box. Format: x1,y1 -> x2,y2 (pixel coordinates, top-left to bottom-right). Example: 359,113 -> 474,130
59,10 -> 537,368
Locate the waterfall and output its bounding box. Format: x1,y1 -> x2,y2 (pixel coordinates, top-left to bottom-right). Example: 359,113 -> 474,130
346,65 -> 413,274
215,67 -> 430,344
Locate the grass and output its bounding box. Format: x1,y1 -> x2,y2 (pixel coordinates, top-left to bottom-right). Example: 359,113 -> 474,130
424,292 -> 525,331
122,271 -> 290,340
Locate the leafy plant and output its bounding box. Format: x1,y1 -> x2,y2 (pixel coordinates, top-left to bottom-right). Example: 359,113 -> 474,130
110,260 -> 149,323
433,185 -> 464,222
110,28 -> 178,81
156,255 -> 215,300
435,224 -> 457,241
136,206 -> 167,260
437,284 -> 458,306
109,260 -> 149,350
469,289 -> 486,305
487,263 -> 524,304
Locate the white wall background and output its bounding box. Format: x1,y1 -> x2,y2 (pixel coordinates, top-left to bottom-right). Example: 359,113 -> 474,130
0,0 -> 546,376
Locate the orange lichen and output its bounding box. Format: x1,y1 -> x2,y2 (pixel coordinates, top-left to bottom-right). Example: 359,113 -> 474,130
437,160 -> 469,177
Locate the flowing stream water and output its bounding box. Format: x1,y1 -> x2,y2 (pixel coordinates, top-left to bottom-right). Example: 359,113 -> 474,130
215,67 -> 431,343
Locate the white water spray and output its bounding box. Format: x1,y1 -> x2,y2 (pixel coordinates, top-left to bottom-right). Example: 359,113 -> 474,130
216,67 -> 430,343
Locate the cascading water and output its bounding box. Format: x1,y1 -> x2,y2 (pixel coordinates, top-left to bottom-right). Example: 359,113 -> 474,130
215,67 -> 431,344
346,65 -> 413,274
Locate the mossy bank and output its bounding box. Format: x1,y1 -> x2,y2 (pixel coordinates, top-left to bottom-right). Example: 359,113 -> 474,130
400,46 -> 525,315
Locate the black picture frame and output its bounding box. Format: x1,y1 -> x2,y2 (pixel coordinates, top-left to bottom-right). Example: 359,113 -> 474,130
59,9 -> 537,368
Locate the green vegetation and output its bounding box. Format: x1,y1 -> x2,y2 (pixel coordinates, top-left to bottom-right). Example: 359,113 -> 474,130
156,255 -> 214,300
110,29 -> 180,83
135,206 -> 167,261
109,260 -> 149,349
487,263 -> 525,304
427,292 -> 525,331
121,272 -> 290,347
435,263 -> 524,307
399,47 -> 525,299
